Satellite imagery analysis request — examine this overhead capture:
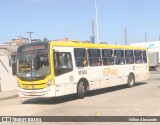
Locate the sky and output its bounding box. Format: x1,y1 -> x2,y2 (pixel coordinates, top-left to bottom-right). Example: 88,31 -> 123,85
0,0 -> 160,44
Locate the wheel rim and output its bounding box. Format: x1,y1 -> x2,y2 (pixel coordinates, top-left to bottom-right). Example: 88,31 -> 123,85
129,77 -> 134,86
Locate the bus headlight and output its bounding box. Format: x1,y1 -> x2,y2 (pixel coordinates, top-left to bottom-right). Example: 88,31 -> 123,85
47,79 -> 52,87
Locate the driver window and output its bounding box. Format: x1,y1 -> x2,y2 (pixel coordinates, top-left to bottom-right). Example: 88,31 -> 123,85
54,52 -> 73,76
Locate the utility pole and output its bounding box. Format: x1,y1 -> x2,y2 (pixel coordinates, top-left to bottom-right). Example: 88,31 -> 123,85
90,19 -> 95,43
159,35 -> 160,41
124,27 -> 127,45
95,0 -> 100,44
145,32 -> 147,47
92,19 -> 95,37
27,31 -> 34,43
145,32 -> 147,42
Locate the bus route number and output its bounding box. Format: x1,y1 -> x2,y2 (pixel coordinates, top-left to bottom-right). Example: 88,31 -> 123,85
78,70 -> 87,75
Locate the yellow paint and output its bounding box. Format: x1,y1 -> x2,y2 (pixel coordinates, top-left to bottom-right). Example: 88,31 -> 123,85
17,77 -> 48,90
95,112 -> 100,117
103,68 -> 118,76
50,41 -> 147,50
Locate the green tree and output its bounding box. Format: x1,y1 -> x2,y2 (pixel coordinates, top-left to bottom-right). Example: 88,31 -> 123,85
34,39 -> 42,42
43,37 -> 49,42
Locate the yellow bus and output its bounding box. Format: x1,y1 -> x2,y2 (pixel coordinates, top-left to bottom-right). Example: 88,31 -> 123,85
17,41 -> 149,98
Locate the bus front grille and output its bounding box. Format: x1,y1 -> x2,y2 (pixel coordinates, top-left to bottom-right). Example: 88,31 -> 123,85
22,83 -> 46,90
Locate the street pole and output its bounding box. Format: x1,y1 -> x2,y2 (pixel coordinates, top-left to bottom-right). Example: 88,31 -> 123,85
95,0 -> 100,44
27,31 -> 34,43
145,32 -> 147,47
124,27 -> 127,45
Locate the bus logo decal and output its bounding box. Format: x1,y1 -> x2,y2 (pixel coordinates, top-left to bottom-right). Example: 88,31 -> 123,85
103,68 -> 118,76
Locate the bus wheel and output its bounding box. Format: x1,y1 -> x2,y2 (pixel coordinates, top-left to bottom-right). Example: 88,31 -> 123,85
128,73 -> 135,88
77,81 -> 85,99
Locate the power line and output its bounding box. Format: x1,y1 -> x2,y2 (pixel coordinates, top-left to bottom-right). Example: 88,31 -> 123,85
27,31 -> 34,42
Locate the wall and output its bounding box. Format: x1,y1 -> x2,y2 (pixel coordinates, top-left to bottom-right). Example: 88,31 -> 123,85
0,56 -> 17,92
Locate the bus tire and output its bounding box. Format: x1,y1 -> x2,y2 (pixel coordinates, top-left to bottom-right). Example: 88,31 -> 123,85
128,73 -> 135,88
77,81 -> 85,99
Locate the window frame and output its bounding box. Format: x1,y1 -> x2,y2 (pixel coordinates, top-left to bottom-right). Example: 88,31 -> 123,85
88,49 -> 102,66
114,49 -> 125,65
54,52 -> 73,76
102,49 -> 114,66
125,50 -> 134,64
74,48 -> 88,67
134,50 -> 143,64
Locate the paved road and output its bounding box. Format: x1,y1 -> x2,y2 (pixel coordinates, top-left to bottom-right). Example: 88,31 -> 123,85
0,71 -> 160,125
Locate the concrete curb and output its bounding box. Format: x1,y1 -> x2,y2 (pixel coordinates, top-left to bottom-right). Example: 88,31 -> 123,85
0,94 -> 18,101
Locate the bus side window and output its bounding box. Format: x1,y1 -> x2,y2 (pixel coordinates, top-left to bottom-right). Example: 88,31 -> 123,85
134,50 -> 143,64
114,50 -> 125,65
143,50 -> 147,63
102,49 -> 114,65
88,49 -> 102,66
125,50 -> 134,64
74,48 -> 88,67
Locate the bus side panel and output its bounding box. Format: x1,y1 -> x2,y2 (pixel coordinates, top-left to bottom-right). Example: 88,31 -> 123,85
134,63 -> 149,81
53,47 -> 76,96
102,65 -> 129,87
53,47 -> 90,96
101,65 -> 118,88
89,66 -> 102,90
73,67 -> 89,92
118,64 -> 135,84
112,65 -> 128,86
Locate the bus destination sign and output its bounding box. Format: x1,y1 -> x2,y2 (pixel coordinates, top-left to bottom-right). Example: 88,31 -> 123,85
18,43 -> 48,53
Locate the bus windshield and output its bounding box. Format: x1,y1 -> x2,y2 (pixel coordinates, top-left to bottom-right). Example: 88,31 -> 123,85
17,52 -> 50,78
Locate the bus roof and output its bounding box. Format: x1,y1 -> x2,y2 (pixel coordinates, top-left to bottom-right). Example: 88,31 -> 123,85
50,41 -> 147,50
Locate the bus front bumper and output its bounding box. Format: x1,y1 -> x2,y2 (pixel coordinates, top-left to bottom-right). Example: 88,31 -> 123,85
18,86 -> 56,98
